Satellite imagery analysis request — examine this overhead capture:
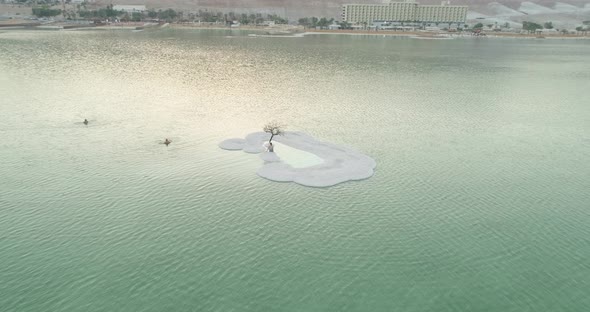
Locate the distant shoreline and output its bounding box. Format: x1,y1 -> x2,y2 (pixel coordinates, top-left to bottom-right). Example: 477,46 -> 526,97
303,29 -> 590,40
1,21 -> 589,40
168,24 -> 590,40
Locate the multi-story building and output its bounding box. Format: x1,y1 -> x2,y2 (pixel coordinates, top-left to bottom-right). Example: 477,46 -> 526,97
113,5 -> 147,14
342,0 -> 467,25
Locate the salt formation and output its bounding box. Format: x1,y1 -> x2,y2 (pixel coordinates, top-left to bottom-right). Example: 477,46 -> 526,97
219,131 -> 376,187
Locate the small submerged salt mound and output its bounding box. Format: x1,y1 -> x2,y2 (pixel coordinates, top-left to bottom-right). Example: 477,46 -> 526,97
219,138 -> 246,150
219,131 -> 376,187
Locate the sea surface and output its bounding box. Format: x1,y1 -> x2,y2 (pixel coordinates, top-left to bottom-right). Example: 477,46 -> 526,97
1,28 -> 589,311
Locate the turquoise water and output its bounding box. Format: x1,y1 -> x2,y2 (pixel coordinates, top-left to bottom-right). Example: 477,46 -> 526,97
1,29 -> 589,311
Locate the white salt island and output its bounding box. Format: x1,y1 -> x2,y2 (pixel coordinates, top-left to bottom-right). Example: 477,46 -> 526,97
219,131 -> 376,187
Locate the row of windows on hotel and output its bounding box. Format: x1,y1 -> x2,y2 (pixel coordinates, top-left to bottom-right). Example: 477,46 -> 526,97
342,4 -> 467,23
343,7 -> 466,15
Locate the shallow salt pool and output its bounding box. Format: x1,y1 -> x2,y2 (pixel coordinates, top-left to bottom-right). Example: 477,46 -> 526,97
270,142 -> 324,168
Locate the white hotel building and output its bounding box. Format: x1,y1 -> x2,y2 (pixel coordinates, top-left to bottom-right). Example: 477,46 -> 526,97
342,0 -> 468,25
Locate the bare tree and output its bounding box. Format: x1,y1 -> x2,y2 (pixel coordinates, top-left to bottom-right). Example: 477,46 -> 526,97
263,122 -> 285,143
